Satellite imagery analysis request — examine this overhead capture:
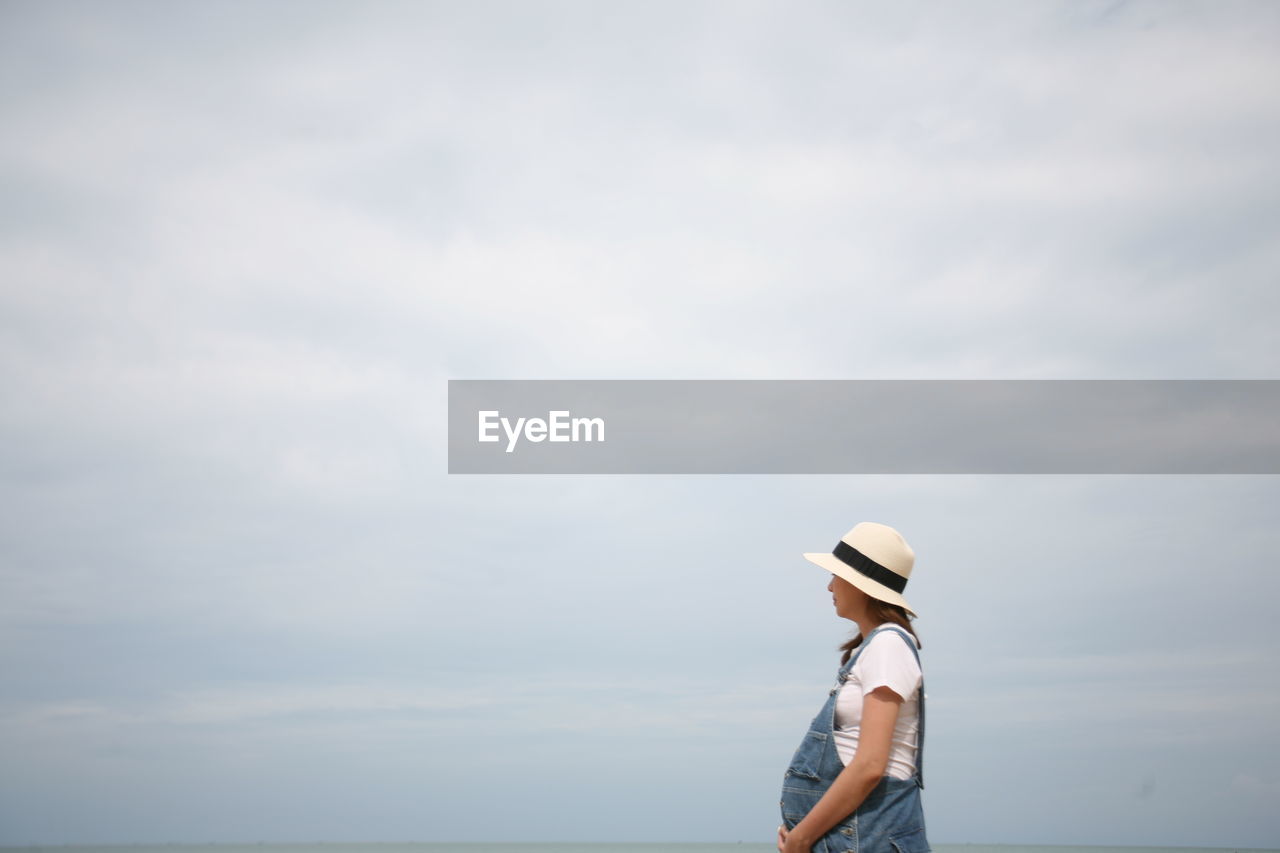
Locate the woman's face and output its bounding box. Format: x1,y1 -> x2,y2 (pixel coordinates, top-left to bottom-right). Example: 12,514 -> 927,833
827,574 -> 866,621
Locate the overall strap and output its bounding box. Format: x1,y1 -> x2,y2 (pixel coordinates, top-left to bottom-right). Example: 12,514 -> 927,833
863,624 -> 926,790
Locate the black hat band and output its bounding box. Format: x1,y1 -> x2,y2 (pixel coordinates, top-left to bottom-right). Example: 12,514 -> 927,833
832,540 -> 908,594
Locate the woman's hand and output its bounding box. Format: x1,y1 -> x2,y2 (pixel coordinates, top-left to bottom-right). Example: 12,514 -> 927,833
780,823 -> 814,853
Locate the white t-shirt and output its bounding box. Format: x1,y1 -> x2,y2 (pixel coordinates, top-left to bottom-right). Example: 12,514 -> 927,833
832,627 -> 923,780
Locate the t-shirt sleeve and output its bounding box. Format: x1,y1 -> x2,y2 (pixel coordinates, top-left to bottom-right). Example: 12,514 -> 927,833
855,631 -> 922,702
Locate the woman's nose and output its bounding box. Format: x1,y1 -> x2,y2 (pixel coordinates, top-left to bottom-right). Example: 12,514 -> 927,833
826,578 -> 834,591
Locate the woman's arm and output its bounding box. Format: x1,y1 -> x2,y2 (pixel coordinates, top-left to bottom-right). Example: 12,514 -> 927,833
780,686 -> 903,853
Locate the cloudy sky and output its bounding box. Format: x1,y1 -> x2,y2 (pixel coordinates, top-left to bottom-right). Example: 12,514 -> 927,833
2,0 -> 1279,847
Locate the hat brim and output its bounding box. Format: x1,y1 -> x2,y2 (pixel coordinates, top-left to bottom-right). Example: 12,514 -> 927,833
803,552 -> 916,617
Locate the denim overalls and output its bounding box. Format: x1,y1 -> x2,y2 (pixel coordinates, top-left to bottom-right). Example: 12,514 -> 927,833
780,625 -> 929,853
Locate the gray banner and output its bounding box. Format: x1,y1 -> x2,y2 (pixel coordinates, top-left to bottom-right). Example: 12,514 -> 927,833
447,380 -> 1280,474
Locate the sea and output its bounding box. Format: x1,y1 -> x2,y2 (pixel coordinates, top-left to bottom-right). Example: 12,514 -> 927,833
5,840 -> 1274,845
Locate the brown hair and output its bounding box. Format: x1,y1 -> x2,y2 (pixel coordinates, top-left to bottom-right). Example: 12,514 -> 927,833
839,597 -> 921,664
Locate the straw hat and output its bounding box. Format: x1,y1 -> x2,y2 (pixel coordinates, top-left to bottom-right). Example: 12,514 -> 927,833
803,522 -> 917,616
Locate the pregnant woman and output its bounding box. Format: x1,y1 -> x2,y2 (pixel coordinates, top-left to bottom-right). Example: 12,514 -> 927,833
778,522 -> 929,853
